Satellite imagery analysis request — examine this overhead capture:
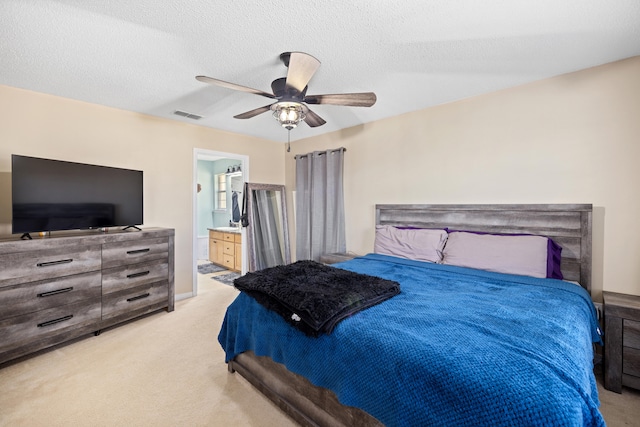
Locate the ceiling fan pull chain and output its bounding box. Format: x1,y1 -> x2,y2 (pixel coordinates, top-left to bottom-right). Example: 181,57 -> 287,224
287,129 -> 291,152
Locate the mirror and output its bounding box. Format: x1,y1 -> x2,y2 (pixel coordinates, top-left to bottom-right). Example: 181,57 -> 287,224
228,172 -> 243,224
230,173 -> 243,192
245,183 -> 291,272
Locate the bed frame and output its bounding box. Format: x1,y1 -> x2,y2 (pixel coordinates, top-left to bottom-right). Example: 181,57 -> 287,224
228,203 -> 594,426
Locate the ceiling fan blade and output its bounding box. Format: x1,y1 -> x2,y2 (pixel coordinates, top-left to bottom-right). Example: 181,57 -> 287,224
196,76 -> 276,99
304,109 -> 326,127
285,52 -> 321,93
304,92 -> 377,107
233,104 -> 274,119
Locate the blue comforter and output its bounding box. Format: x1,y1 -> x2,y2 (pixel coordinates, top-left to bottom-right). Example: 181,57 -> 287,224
218,254 -> 605,426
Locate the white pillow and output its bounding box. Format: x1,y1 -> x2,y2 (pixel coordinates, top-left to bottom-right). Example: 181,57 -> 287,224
374,225 -> 447,263
441,232 -> 549,278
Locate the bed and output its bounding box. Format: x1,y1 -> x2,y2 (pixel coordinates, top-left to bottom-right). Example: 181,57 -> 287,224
218,204 -> 604,426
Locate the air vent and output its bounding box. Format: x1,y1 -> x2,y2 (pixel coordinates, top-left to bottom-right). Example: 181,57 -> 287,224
173,110 -> 202,120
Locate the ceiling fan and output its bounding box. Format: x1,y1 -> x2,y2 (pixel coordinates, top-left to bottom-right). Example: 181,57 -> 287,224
195,52 -> 377,133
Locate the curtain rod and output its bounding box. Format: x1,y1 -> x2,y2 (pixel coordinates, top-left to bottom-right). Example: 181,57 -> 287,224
294,147 -> 346,160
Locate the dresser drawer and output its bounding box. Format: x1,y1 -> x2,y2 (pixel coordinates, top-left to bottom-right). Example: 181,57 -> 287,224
223,241 -> 234,256
0,298 -> 101,354
223,254 -> 235,269
102,281 -> 169,324
102,237 -> 169,269
223,233 -> 235,242
102,258 -> 168,295
625,319 -> 640,349
0,271 -> 101,321
0,245 -> 101,288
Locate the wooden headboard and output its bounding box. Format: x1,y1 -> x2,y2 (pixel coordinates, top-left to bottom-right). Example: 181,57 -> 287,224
375,204 -> 593,294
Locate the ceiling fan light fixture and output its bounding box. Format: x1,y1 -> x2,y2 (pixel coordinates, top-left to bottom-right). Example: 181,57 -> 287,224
272,102 -> 307,130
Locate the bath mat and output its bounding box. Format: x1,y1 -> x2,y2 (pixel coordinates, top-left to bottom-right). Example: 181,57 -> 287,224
213,272 -> 241,286
197,263 -> 227,275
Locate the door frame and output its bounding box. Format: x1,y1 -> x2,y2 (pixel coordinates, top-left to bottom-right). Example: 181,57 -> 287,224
192,148 -> 249,297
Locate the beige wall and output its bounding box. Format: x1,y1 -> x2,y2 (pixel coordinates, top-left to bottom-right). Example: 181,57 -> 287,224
0,85 -> 285,296
2,56 -> 638,300
285,56 -> 640,300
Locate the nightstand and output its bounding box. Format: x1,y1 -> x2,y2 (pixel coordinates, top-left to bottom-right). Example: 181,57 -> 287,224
603,291 -> 640,393
319,253 -> 358,264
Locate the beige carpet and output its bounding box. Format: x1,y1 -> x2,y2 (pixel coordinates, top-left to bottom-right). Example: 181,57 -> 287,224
0,272 -> 295,427
1,271 -> 639,426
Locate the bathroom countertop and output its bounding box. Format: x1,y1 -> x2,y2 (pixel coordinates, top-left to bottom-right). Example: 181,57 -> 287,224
209,227 -> 241,234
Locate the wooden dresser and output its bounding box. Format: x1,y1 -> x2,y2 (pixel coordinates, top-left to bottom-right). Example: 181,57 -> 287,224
0,228 -> 174,365
603,291 -> 640,393
208,229 -> 241,271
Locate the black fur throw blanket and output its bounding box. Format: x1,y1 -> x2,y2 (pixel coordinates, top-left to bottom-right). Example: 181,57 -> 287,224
233,260 -> 401,337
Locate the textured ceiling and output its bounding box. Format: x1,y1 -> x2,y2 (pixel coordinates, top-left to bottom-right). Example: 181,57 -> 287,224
1,1 -> 639,143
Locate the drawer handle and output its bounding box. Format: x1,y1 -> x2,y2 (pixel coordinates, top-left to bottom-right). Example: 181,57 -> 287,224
127,293 -> 150,302
127,271 -> 150,279
36,259 -> 73,267
37,287 -> 74,298
38,315 -> 73,328
127,248 -> 150,255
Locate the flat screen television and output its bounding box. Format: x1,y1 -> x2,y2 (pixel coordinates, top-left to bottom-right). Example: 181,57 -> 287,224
12,155 -> 143,235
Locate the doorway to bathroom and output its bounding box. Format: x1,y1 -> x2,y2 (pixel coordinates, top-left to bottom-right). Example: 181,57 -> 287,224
192,148 -> 248,296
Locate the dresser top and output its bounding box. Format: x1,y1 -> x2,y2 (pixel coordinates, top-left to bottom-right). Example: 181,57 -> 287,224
603,291 -> 640,321
0,227 -> 174,254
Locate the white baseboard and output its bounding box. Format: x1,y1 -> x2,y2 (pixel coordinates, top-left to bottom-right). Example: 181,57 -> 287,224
176,292 -> 194,301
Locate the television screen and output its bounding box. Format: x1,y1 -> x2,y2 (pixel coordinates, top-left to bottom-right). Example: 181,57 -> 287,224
12,155 -> 143,234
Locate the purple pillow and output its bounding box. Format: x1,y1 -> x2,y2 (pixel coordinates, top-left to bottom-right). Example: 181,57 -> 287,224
546,238 -> 563,280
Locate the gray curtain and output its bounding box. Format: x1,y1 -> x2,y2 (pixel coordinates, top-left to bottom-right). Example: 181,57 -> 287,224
251,189 -> 285,270
295,148 -> 346,261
